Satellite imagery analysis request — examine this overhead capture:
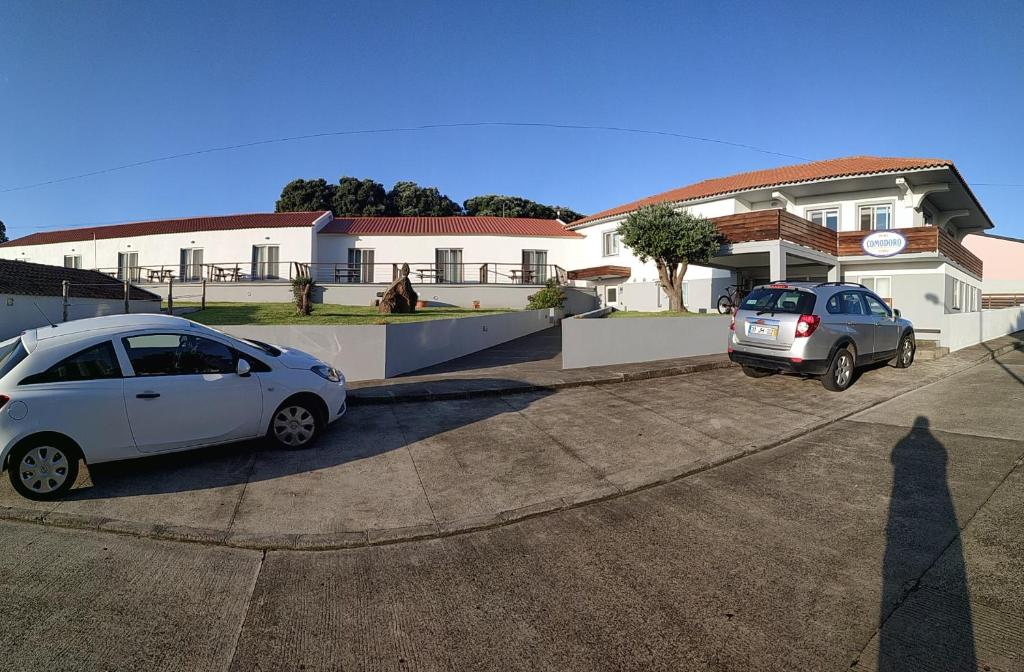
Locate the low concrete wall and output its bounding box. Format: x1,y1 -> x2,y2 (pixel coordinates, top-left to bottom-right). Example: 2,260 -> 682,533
148,282 -> 598,313
942,306 -> 1024,352
1,294 -> 162,340
562,314 -> 731,369
217,308 -> 561,381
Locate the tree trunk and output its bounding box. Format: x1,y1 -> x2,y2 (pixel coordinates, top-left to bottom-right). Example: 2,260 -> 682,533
656,261 -> 682,312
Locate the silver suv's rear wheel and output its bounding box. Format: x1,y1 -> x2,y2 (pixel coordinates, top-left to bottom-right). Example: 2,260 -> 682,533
822,348 -> 854,392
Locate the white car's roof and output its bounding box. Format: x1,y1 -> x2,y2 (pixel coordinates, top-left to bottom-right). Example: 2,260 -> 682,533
25,313 -> 215,351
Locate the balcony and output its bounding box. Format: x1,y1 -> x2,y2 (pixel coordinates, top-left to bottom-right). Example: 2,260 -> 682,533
711,209 -> 983,277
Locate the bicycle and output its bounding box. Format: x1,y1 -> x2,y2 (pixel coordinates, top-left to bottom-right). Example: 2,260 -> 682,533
716,284 -> 748,314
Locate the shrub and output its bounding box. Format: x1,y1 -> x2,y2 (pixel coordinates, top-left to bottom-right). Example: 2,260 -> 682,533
527,279 -> 567,310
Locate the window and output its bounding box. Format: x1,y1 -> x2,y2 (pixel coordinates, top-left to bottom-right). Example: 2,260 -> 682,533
251,245 -> 280,280
859,203 -> 893,231
117,252 -> 140,281
863,293 -> 892,318
740,288 -> 817,314
347,248 -> 375,283
606,286 -> 618,303
857,276 -> 892,304
826,292 -> 866,315
63,255 -> 82,269
20,342 -> 121,385
435,248 -> 463,283
123,333 -> 237,376
951,278 -> 961,311
806,208 -> 839,231
522,250 -> 548,283
0,337 -> 29,381
922,207 -> 935,226
179,248 -> 204,282
602,230 -> 620,256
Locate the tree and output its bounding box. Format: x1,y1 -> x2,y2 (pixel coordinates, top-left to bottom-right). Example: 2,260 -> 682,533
386,181 -> 462,216
617,204 -> 721,312
275,178 -> 336,213
0,220 -> 7,243
333,177 -> 388,216
463,194 -> 584,222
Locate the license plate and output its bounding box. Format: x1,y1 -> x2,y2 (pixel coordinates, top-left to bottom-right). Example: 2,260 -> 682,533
746,322 -> 779,338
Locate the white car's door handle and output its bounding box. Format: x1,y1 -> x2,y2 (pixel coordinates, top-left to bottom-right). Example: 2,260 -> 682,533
136,392 -> 160,399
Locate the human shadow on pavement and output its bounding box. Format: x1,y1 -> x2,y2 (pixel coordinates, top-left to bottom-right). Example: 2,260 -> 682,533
57,378 -> 551,500
875,416 -> 975,671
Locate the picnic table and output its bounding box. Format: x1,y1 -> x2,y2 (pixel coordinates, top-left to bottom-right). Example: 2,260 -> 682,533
210,266 -> 241,282
146,269 -> 175,283
510,268 -> 536,284
416,268 -> 445,283
334,265 -> 362,283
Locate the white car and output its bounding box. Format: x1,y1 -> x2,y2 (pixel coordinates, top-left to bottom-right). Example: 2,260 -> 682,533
0,314 -> 346,500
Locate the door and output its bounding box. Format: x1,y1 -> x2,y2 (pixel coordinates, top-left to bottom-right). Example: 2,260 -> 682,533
117,252 -> 139,281
836,291 -> 875,358
120,333 -> 263,453
251,245 -> 280,280
521,250 -> 548,284
435,248 -> 463,283
347,248 -> 375,283
179,248 -> 204,281
863,293 -> 900,356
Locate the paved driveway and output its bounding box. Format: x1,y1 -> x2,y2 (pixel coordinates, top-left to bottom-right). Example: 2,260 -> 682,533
0,349 -> 1022,670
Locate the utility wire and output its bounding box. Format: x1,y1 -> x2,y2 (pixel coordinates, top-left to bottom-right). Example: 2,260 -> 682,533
0,121 -> 812,194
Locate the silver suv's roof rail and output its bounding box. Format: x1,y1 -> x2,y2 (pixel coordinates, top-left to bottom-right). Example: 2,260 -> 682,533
814,281 -> 867,289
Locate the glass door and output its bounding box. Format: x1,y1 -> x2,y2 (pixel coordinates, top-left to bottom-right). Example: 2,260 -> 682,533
435,248 -> 463,283
117,252 -> 139,281
521,250 -> 548,284
347,248 -> 375,283
179,248 -> 203,281
251,245 -> 280,280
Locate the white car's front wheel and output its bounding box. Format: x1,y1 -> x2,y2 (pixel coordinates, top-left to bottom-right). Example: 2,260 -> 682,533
268,399 -> 322,450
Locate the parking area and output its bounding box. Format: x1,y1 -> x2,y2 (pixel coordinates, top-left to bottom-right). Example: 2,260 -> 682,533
2,334 -> 1021,547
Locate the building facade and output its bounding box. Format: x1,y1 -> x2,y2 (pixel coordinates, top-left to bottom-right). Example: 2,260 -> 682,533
0,156 -> 994,332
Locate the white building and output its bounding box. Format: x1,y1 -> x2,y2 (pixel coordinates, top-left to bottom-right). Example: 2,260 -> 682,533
0,156 -> 995,334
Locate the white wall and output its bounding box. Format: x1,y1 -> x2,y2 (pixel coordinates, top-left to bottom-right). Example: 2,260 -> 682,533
942,306 -> 1024,351
218,309 -> 561,381
562,314 -> 731,369
0,227 -> 315,276
1,294 -> 162,340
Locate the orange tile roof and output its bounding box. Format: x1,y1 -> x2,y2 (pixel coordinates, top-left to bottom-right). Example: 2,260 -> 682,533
321,216 -> 582,238
0,211 -> 329,247
571,156 -> 954,226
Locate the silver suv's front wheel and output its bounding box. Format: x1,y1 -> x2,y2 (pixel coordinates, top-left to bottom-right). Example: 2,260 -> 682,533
895,333 -> 915,369
822,348 -> 854,392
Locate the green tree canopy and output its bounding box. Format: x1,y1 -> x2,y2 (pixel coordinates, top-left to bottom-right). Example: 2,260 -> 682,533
333,177 -> 388,216
275,178 -> 336,213
617,204 -> 721,312
0,220 -> 7,243
386,181 -> 462,216
463,194 -> 584,222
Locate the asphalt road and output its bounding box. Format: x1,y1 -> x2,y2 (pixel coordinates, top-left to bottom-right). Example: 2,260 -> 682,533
1,351 -> 1023,671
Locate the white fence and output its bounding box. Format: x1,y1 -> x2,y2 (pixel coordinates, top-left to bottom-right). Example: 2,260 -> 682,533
942,306 -> 1024,351
217,309 -> 562,381
562,314 -> 731,369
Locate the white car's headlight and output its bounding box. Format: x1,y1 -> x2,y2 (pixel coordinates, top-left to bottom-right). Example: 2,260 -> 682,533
311,364 -> 342,383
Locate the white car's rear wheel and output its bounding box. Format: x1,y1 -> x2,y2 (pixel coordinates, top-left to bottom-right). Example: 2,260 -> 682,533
268,401 -> 321,450
8,437 -> 80,501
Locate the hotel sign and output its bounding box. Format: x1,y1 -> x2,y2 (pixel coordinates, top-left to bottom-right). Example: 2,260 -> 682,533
861,231 -> 907,257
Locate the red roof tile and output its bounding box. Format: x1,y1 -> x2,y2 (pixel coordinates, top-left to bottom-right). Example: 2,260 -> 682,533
571,156 -> 954,226
321,216 -> 582,238
0,211 -> 329,247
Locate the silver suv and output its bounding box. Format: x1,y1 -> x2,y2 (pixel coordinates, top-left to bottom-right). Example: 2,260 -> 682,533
727,281 -> 915,391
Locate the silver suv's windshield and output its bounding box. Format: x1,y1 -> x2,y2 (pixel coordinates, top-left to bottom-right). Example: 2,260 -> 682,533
0,337 -> 28,381
740,287 -> 817,315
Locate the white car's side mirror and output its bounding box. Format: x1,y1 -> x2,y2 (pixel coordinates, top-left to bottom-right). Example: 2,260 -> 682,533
236,358 -> 252,377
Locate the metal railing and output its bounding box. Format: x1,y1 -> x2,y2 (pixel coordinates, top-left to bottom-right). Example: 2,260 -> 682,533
91,261 -> 568,285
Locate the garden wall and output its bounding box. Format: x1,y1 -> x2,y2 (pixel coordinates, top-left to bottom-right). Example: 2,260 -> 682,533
942,306 -> 1024,352
562,314 -> 731,369
217,308 -> 562,381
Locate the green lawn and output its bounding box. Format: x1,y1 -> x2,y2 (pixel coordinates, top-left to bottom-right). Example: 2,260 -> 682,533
608,310 -> 721,318
180,302 -> 513,325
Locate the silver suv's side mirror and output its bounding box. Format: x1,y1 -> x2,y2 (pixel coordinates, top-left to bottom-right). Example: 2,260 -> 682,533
236,358 -> 252,377
893,308 -> 901,319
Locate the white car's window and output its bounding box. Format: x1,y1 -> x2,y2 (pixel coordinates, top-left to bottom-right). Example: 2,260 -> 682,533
123,333 -> 236,376
20,341 -> 122,385
0,337 -> 28,381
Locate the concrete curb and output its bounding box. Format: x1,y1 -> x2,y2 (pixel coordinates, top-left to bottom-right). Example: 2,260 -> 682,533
348,360 -> 736,405
1,335 -> 1021,551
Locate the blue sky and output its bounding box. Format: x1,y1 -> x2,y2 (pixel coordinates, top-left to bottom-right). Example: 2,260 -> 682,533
1,0 -> 1022,239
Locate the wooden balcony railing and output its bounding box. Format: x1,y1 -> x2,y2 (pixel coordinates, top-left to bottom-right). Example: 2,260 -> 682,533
712,209 -> 983,277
